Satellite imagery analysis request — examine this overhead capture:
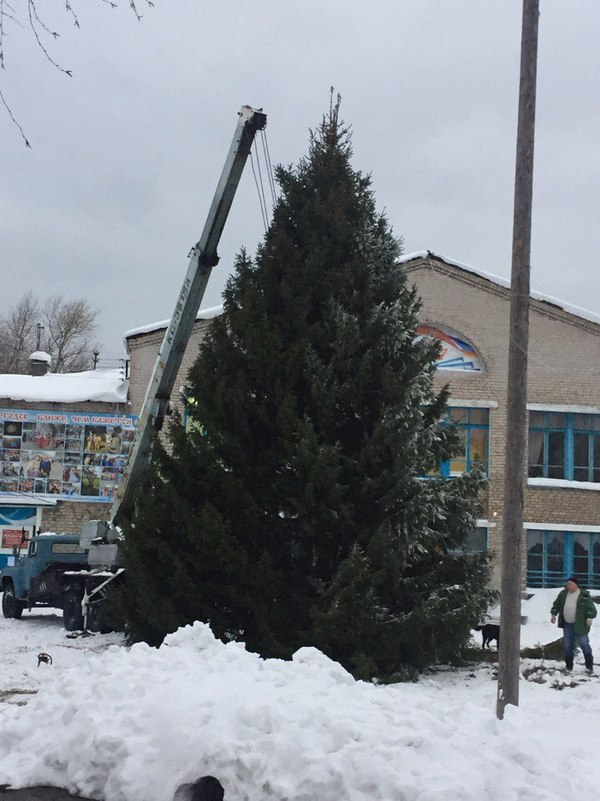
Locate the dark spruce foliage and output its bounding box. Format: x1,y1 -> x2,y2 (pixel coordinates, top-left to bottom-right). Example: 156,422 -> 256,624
119,98 -> 494,676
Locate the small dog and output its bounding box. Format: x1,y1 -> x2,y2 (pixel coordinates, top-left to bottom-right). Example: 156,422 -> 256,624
37,652 -> 53,667
474,624 -> 500,649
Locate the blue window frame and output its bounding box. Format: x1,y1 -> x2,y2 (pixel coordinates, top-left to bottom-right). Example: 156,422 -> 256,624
526,529 -> 600,589
440,407 -> 490,477
528,412 -> 600,482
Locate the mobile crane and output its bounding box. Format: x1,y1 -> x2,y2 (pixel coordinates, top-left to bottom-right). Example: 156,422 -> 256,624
1,106 -> 267,630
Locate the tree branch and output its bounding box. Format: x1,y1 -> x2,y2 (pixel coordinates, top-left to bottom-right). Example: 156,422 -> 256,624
0,85 -> 30,146
0,292 -> 100,373
1,1 -> 155,146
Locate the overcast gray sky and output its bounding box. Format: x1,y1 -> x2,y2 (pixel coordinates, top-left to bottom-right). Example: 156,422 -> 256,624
1,1 -> 599,364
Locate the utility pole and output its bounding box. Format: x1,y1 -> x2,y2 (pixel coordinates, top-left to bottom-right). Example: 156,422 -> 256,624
496,0 -> 539,719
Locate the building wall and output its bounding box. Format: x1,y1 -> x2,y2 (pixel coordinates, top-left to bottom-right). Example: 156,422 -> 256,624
407,255 -> 600,586
40,499 -> 110,534
126,259 -> 600,589
126,318 -> 213,420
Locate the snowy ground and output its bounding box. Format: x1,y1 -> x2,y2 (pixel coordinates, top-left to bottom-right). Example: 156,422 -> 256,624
0,589 -> 598,801
0,608 -> 123,706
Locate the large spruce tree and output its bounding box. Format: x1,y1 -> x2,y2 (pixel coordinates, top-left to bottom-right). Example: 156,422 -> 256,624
119,98 -> 493,676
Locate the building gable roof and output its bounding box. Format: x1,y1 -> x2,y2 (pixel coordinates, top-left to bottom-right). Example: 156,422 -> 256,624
400,250 -> 600,329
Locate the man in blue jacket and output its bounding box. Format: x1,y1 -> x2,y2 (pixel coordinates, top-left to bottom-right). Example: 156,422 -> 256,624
550,576 -> 597,674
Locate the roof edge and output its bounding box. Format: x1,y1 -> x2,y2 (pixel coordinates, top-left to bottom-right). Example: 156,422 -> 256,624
400,250 -> 600,327
123,304 -> 224,349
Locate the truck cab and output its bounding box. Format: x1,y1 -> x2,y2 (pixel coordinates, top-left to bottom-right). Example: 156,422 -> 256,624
1,533 -> 89,629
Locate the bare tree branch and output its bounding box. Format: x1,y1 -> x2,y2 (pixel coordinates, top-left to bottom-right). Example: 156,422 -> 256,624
0,291 -> 39,372
0,0 -> 21,71
0,85 -> 31,146
26,0 -> 71,77
42,296 -> 100,372
63,2 -> 81,30
1,0 -> 154,145
0,293 -> 101,373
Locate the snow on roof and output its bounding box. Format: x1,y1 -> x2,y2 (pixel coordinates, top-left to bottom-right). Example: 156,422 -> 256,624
124,304 -> 224,342
0,369 -> 128,405
400,250 -> 600,327
29,351 -> 52,363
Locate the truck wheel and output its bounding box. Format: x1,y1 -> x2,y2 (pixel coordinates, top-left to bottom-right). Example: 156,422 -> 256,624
87,599 -> 117,633
2,585 -> 24,619
63,590 -> 84,631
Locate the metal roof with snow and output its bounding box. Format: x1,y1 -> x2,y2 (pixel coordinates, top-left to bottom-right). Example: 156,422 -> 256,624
0,369 -> 129,405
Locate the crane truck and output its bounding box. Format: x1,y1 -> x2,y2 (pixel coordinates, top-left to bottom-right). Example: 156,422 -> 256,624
0,106 -> 267,631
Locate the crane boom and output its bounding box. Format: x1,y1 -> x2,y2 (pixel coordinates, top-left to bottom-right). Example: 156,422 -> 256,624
112,105 -> 267,527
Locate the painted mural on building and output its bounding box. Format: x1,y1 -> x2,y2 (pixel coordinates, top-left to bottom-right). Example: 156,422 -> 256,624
416,324 -> 485,372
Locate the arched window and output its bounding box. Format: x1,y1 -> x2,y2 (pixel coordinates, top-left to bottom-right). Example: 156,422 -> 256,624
416,324 -> 485,372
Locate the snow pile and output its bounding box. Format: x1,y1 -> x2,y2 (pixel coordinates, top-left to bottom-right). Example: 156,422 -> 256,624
1,612 -> 600,801
0,369 -> 128,404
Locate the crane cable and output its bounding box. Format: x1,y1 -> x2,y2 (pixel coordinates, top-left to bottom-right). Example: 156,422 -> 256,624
250,142 -> 269,233
260,128 -> 278,206
249,127 -> 277,234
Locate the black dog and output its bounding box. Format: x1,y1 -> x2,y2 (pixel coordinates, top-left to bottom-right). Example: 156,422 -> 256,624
37,652 -> 53,667
474,624 -> 500,649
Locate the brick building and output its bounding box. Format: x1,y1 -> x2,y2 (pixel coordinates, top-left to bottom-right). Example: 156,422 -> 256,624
125,256 -> 600,590
404,251 -> 600,589
0,355 -> 135,568
124,306 -> 221,428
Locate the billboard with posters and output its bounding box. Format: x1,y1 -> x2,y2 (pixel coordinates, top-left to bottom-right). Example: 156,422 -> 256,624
0,409 -> 138,503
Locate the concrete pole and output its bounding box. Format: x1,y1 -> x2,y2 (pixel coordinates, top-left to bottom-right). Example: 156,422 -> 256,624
496,0 -> 539,720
